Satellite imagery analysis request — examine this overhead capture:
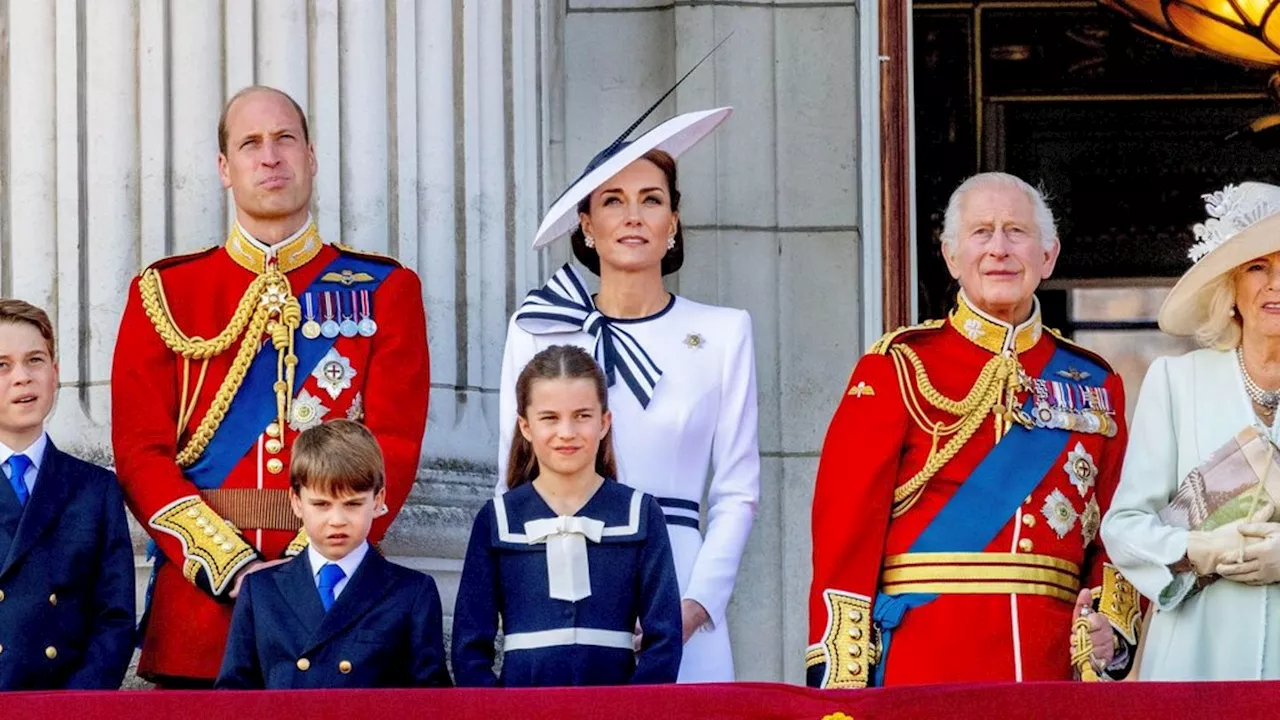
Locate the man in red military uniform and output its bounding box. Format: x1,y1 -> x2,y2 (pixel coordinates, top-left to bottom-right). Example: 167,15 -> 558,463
807,173 -> 1142,689
111,86 -> 429,687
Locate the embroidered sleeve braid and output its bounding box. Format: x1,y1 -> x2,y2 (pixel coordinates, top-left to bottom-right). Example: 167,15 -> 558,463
149,496 -> 258,596
811,589 -> 875,689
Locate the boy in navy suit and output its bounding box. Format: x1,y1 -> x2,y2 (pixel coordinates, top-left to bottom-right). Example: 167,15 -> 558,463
0,299 -> 135,689
216,419 -> 451,688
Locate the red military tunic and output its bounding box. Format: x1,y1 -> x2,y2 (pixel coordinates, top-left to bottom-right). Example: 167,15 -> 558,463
111,222 -> 430,681
807,292 -> 1141,688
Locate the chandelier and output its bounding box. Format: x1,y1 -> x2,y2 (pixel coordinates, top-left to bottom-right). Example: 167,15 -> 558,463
1102,0 -> 1280,79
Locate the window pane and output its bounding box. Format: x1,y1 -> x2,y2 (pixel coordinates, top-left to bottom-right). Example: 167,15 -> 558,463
1070,287 -> 1171,323
1073,330 -> 1198,421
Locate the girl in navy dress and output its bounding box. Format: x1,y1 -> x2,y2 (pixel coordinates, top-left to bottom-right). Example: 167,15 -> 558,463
452,345 -> 682,686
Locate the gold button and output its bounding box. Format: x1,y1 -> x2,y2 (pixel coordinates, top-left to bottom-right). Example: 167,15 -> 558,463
203,526 -> 216,536
1021,514 -> 1036,528
266,423 -> 281,439
0,589 -> 6,602
848,627 -> 862,640
45,646 -> 57,660
339,660 -> 352,674
196,516 -> 208,527
849,645 -> 861,657
265,439 -> 284,454
267,458 -> 284,474
296,658 -> 310,671
848,610 -> 863,622
0,644 -> 4,654
1024,495 -> 1033,505
186,508 -> 200,518
850,662 -> 861,675
221,542 -> 235,552
48,594 -> 57,606
1018,538 -> 1034,552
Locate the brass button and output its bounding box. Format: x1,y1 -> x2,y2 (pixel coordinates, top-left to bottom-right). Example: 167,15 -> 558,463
266,423 -> 281,439
265,439 -> 284,454
49,593 -> 57,606
1018,538 -> 1034,552
296,658 -> 310,671
221,542 -> 235,552
0,589 -> 6,602
850,662 -> 861,675
45,646 -> 57,660
186,507 -> 200,518
0,644 -> 4,654
848,627 -> 862,640
1024,495 -> 1033,505
849,645 -> 861,657
339,660 -> 352,674
267,458 -> 284,474
848,610 -> 863,622
1021,514 -> 1036,528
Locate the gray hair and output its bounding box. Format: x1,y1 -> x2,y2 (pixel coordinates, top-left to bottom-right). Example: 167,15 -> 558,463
940,172 -> 1058,254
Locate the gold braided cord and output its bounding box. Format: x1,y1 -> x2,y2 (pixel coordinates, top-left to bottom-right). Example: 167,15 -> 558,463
1071,615 -> 1100,681
140,268 -> 268,359
140,264 -> 302,468
887,345 -> 1023,517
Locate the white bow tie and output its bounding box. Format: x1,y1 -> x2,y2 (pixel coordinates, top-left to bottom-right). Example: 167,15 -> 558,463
524,515 -> 605,602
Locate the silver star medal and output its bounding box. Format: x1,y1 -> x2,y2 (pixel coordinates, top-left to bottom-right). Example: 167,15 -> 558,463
313,348 -> 357,400
290,389 -> 329,432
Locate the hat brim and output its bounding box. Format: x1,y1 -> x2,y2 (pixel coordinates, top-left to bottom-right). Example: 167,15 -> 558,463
532,107 -> 733,250
1159,211 -> 1280,335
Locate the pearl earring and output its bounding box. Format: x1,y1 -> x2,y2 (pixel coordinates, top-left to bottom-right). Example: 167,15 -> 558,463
584,235 -> 595,249
1230,306 -> 1237,317
667,235 -> 676,251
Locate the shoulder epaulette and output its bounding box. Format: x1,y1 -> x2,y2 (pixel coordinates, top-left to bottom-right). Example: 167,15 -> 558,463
868,318 -> 946,355
1045,327 -> 1116,373
332,242 -> 403,268
144,245 -> 219,273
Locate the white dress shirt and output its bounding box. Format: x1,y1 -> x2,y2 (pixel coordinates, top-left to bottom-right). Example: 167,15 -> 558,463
0,431 -> 49,496
306,540 -> 369,601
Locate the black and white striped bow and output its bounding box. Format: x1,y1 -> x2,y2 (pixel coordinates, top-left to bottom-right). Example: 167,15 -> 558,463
514,264 -> 663,408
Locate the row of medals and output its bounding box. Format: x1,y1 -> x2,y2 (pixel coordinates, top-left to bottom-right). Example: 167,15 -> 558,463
300,292 -> 378,340
989,368 -> 1117,437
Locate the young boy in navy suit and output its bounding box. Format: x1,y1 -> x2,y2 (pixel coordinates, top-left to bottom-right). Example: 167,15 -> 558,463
0,299 -> 135,690
216,419 -> 451,688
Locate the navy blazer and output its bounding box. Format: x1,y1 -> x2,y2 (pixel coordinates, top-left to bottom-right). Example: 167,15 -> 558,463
0,441 -> 135,690
215,547 -> 452,689
452,480 -> 682,687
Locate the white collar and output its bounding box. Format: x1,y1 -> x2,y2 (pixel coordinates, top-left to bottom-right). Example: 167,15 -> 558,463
307,539 -> 369,582
0,431 -> 49,472
235,213 -> 315,256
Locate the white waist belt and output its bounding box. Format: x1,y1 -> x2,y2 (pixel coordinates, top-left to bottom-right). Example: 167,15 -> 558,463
503,628 -> 634,652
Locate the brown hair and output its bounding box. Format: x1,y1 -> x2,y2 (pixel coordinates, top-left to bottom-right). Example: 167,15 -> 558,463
0,299 -> 56,360
218,85 -> 311,155
290,419 -> 385,497
505,345 -> 618,490
570,149 -> 684,276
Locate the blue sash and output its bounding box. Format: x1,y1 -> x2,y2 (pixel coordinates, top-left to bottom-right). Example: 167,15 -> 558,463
870,345 -> 1108,685
184,253 -> 394,489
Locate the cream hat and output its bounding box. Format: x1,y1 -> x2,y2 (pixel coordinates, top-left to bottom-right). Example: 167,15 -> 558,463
1159,182 -> 1280,336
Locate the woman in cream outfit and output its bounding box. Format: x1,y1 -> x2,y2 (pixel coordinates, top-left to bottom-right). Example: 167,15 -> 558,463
497,107 -> 759,683
1102,181 -> 1280,680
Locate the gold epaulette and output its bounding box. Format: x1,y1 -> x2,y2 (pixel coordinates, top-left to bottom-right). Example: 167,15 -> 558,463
284,528 -> 309,557
332,242 -> 403,268
143,245 -> 219,274
868,319 -> 946,355
1046,327 -> 1117,374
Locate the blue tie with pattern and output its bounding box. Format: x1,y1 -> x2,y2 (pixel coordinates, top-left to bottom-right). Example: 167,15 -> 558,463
6,454 -> 31,507
317,562 -> 345,612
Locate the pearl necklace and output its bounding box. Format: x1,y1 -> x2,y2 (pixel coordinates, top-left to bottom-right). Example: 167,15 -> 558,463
1238,346 -> 1280,412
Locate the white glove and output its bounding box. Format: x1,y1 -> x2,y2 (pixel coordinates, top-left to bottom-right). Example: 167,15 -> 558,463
1218,522 -> 1280,586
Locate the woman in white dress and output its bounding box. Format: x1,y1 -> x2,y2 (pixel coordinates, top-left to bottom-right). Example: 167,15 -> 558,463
497,107 -> 759,683
1102,181 -> 1280,680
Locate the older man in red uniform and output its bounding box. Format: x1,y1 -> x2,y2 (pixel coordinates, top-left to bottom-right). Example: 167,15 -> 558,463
807,172 -> 1142,688
111,86 -> 429,687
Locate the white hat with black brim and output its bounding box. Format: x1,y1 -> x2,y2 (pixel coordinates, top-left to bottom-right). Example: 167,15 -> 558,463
1159,182 -> 1280,336
531,35 -> 734,253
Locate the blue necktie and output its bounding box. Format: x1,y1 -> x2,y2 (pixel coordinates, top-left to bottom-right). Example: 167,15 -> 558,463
5,454 -> 31,507
317,563 -> 345,612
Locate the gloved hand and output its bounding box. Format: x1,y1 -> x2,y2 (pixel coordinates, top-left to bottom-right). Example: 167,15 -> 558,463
1186,522 -> 1251,576
1218,522 -> 1280,586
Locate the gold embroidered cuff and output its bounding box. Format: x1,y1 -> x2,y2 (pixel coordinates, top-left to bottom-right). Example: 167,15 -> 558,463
285,528 -> 309,557
818,589 -> 874,689
149,496 -> 257,596
1099,564 -> 1142,645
